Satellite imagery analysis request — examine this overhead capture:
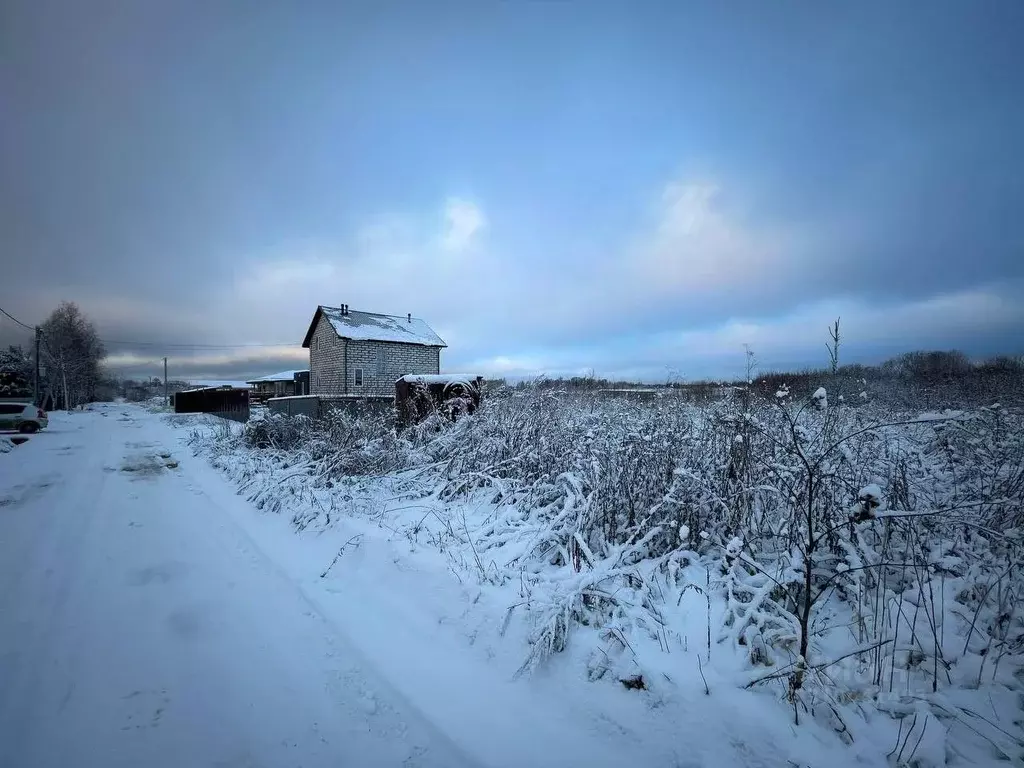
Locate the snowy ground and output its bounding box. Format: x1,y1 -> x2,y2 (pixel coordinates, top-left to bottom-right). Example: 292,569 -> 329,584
0,404 -> 1015,767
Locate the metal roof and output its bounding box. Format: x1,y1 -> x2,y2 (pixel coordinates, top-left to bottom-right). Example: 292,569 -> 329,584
302,306 -> 446,348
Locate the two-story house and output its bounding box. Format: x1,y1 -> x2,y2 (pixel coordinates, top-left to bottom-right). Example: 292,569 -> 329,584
301,304 -> 446,398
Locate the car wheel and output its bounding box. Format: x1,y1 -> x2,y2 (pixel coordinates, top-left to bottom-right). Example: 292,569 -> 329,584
19,422 -> 39,434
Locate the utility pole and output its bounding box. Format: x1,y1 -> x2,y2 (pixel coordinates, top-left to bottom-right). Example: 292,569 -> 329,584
34,327 -> 41,408
163,357 -> 168,406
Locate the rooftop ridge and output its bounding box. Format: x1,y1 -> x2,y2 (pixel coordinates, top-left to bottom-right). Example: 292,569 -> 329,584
322,306 -> 422,321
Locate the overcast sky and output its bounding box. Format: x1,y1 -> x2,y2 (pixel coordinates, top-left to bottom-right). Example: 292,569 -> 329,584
2,1 -> 1022,383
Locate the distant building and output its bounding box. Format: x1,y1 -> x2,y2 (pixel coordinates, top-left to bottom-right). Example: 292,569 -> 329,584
187,380 -> 251,390
245,369 -> 309,401
301,305 -> 445,398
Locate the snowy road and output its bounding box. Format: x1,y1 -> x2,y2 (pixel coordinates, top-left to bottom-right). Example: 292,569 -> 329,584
0,405 -> 872,768
0,406 -> 482,768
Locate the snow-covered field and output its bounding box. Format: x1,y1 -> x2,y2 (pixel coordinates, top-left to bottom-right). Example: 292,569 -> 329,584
1,395 -> 1021,767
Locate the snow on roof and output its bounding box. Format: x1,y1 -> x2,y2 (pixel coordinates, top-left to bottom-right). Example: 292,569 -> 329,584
319,307 -> 446,347
397,373 -> 482,386
188,380 -> 251,389
246,369 -> 309,384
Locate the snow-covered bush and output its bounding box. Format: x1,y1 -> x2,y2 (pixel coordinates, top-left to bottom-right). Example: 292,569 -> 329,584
191,382 -> 1024,759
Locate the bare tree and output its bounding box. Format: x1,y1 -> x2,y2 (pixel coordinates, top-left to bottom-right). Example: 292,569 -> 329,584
742,343 -> 758,384
826,317 -> 840,375
39,302 -> 105,411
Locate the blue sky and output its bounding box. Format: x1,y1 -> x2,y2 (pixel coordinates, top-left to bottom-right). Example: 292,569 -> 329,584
1,1 -> 1022,381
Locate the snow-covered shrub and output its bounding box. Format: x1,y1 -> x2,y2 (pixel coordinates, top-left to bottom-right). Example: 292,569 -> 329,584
192,380 -> 1024,756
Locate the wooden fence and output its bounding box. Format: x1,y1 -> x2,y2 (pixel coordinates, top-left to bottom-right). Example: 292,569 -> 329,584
173,387 -> 250,422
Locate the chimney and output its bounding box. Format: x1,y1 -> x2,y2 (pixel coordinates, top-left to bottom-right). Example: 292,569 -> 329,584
407,313 -> 411,323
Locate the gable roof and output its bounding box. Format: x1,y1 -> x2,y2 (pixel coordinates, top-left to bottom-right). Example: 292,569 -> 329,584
301,306 -> 447,349
245,369 -> 308,384
188,379 -> 251,389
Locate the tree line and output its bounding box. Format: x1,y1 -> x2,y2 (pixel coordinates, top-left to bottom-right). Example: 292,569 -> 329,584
483,349 -> 1024,410
0,301 -> 105,410
746,350 -> 1024,408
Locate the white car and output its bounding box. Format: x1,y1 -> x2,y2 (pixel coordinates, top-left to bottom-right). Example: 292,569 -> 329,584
0,402 -> 49,433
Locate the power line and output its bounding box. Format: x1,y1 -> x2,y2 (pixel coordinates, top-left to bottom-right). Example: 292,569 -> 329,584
99,338 -> 299,349
102,357 -> 167,369
2,303 -> 299,350
0,304 -> 36,332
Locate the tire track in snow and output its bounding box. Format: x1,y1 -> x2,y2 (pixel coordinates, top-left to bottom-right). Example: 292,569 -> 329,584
185,475 -> 488,768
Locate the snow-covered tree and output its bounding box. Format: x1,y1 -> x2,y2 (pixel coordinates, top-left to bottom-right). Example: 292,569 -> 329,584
0,345 -> 33,398
39,302 -> 105,410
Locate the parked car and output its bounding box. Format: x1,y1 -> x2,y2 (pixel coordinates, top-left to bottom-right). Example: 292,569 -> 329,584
0,402 -> 48,433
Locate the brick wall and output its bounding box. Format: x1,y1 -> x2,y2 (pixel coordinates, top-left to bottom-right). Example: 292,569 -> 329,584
309,314 -> 346,396
345,339 -> 440,397
309,314 -> 441,398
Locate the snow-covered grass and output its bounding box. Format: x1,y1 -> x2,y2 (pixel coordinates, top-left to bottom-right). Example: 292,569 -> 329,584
188,384 -> 1024,767
140,396 -> 173,414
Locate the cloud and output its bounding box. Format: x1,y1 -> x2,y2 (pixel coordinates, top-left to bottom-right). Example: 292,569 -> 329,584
455,282 -> 1024,382
440,198 -> 486,253
624,181 -> 792,299
352,179 -> 799,354
237,257 -> 336,295
651,286 -> 1022,367
13,174 -> 1020,384
103,346 -> 308,381
9,176 -> 809,362
93,275 -> 1019,383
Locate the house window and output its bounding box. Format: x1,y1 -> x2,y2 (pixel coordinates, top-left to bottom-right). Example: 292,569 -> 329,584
375,348 -> 385,376
354,368 -> 363,387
